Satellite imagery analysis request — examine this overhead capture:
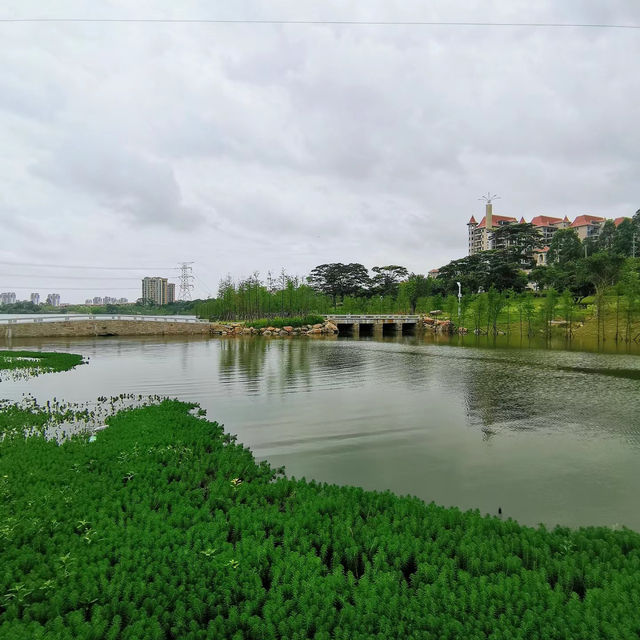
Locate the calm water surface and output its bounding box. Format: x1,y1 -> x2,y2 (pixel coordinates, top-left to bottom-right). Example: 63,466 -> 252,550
2,334 -> 640,531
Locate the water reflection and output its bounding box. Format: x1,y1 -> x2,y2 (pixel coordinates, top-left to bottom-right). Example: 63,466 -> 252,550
2,333 -> 640,529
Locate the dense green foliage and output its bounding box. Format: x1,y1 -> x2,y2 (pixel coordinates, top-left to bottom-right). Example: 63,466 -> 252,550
248,315 -> 325,329
2,400 -> 640,639
0,351 -> 84,378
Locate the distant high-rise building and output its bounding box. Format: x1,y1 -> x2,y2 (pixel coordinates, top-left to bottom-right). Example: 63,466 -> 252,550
167,283 -> 176,304
142,277 -> 168,305
93,296 -> 103,305
85,299 -> 93,305
117,298 -> 128,304
30,292 -> 40,305
46,293 -> 61,307
1,292 -> 17,304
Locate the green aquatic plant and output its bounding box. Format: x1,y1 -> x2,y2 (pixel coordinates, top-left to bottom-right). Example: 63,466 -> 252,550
1,399 -> 640,639
0,350 -> 85,381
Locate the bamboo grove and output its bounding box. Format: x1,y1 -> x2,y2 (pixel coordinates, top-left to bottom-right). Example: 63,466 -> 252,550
2,400 -> 640,639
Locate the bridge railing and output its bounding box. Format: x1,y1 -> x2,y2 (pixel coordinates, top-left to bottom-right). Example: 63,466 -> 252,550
324,315 -> 422,321
0,315 -> 208,325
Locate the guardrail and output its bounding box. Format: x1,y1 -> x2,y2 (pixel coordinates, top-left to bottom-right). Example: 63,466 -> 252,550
0,315 -> 208,325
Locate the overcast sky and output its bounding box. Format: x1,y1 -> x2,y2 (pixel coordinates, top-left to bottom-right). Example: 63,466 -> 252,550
1,1 -> 639,303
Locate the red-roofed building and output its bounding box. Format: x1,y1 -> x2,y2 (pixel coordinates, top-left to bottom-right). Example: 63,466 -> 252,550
467,203 -> 518,255
569,215 -> 605,241
533,246 -> 550,266
530,214 -> 569,243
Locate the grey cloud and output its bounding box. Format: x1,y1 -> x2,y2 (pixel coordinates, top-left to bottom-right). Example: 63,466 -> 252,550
30,133 -> 205,230
1,0 -> 640,301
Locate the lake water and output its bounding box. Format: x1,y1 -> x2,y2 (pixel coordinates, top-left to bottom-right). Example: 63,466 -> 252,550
2,333 -> 640,531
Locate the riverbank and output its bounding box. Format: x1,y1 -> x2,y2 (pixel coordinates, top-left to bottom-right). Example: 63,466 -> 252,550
0,318 -> 211,339
1,399 -> 639,638
210,319 -> 339,336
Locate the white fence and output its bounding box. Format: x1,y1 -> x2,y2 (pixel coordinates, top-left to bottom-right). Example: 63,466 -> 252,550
0,314 -> 208,325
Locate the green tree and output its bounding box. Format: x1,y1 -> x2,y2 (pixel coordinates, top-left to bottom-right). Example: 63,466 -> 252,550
613,219 -> 636,257
370,265 -> 409,297
597,220 -> 617,253
491,222 -> 544,268
401,274 -> 432,313
547,228 -> 583,265
559,289 -> 576,339
308,263 -> 370,308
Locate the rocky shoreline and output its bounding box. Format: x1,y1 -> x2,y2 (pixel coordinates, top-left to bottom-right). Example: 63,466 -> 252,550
210,320 -> 339,337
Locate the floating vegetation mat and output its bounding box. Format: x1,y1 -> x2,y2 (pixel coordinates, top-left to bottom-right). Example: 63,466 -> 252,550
1,399 -> 640,639
0,394 -> 166,441
0,350 -> 85,382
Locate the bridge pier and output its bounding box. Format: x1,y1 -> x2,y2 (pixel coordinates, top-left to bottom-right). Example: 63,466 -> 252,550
351,323 -> 360,337
373,323 -> 383,338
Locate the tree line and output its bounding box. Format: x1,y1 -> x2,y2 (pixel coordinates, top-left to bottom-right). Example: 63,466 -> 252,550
195,266 -> 440,320
196,211 -> 640,324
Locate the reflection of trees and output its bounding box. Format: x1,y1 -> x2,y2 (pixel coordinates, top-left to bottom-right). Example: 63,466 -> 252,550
459,356 -> 539,430
218,338 -> 270,394
216,337 -> 371,396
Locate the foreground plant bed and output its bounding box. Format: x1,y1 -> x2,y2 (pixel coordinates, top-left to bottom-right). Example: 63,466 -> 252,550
1,401 -> 639,639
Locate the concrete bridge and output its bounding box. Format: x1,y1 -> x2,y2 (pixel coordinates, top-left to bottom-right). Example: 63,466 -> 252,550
324,314 -> 423,337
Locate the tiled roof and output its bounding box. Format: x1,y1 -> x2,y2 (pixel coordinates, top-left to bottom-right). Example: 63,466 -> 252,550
467,215 -> 477,224
476,215 -> 518,229
519,217 -> 526,223
533,246 -> 550,253
614,216 -> 631,227
570,215 -> 605,228
530,215 -> 564,227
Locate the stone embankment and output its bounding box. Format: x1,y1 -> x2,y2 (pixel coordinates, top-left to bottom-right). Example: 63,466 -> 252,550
210,320 -> 339,337
1,320 -> 210,339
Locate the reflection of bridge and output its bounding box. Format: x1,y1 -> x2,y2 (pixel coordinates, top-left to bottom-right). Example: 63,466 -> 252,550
324,314 -> 423,337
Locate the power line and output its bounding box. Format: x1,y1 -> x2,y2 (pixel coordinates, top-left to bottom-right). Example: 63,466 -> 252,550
0,260 -> 179,270
0,18 -> 638,29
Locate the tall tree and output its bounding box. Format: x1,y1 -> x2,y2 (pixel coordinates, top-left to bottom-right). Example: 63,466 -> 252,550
401,274 -> 432,313
613,219 -> 636,257
547,228 -> 583,265
308,263 -> 370,307
370,265 -> 409,297
597,220 -> 617,253
491,222 -> 543,267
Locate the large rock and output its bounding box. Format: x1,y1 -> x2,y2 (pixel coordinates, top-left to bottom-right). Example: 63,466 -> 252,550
325,322 -> 338,331
435,320 -> 454,334
312,323 -> 323,329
